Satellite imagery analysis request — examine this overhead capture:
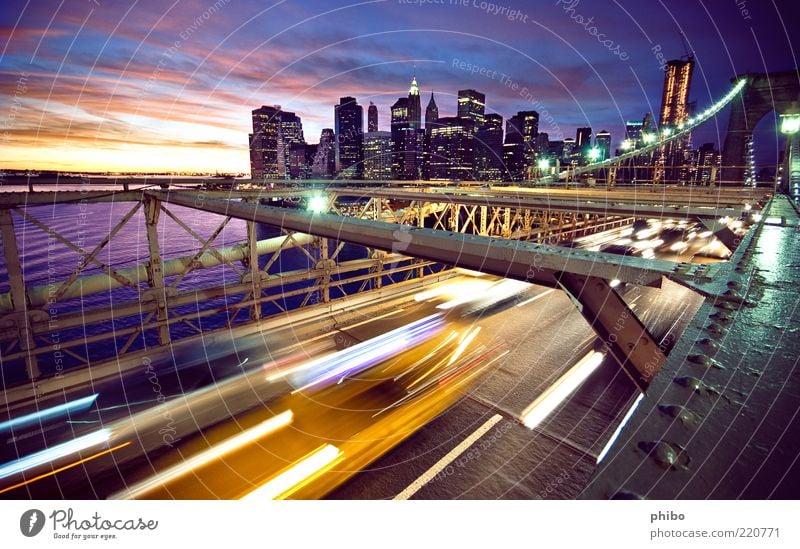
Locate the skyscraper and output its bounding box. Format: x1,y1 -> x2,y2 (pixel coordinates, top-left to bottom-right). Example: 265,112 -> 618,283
311,128 -> 336,178
576,127 -> 592,163
625,120 -> 644,145
368,102 -> 378,132
429,117 -> 476,180
250,105 -> 304,180
505,111 -> 539,179
474,113 -> 504,181
334,96 -> 363,178
363,131 -> 393,180
425,91 -> 439,134
391,89 -> 423,179
659,58 -> 694,128
408,76 -> 422,129
506,111 -> 539,145
457,89 -> 486,127
595,130 -> 611,161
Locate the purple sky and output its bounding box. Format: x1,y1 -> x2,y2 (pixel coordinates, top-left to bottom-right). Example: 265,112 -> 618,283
0,0 -> 797,172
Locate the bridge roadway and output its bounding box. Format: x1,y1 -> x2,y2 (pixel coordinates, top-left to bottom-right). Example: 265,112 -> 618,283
582,195 -> 800,499
0,267 -> 701,499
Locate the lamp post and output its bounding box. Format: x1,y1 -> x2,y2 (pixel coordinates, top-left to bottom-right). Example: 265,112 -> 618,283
779,113 -> 800,197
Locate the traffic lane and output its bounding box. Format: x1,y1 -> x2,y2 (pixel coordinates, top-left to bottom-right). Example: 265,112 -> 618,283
110,326 -> 490,499
328,395 -> 597,500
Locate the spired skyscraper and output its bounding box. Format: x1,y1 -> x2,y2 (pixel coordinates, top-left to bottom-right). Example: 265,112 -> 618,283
334,96 -> 364,179
423,91 -> 439,179
408,76 -> 422,129
391,76 -> 425,179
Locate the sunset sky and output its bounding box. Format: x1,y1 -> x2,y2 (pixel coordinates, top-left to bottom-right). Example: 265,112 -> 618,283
0,0 -> 796,173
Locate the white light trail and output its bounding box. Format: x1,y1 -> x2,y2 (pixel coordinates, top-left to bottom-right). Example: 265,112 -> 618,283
520,351 -> 605,430
241,444 -> 341,500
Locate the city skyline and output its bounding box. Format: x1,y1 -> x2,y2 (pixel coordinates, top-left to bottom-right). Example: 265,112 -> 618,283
0,0 -> 797,173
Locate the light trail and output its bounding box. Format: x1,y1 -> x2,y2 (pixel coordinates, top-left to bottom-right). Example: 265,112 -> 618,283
110,410 -> 294,499
241,444 -> 342,500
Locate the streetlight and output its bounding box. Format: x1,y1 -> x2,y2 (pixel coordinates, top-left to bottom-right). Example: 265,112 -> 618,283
779,113 -> 800,197
587,147 -> 601,162
642,133 -> 656,145
780,113 -> 800,135
620,139 -> 633,151
537,158 -> 550,171
307,195 -> 328,214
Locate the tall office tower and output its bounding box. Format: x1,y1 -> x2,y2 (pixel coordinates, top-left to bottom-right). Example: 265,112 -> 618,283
693,142 -> 721,186
250,105 -> 304,180
575,127 -> 592,162
363,131 -> 393,180
595,130 -> 611,161
457,89 -> 486,127
505,111 -> 539,145
425,91 -> 439,134
408,76 -> 422,129
548,140 -> 565,159
429,117 -> 476,180
474,113 -> 504,181
658,58 -> 694,184
502,143 -> 525,181
390,95 -> 423,179
562,138 -> 576,162
311,128 -> 336,178
505,111 -> 539,178
334,96 -> 363,178
250,106 -> 280,180
659,58 -> 694,128
536,132 -> 549,154
422,92 -> 439,179
642,112 -> 654,133
368,102 -> 378,132
625,120 -> 644,145
391,97 -> 409,178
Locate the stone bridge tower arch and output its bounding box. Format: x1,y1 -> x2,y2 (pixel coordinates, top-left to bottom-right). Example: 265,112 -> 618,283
721,71 -> 800,186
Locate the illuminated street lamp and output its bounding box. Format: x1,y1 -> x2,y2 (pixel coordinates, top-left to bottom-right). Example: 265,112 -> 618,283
642,132 -> 656,145
307,195 -> 328,214
620,139 -> 633,151
537,158 -> 550,171
780,113 -> 800,135
587,147 -> 601,162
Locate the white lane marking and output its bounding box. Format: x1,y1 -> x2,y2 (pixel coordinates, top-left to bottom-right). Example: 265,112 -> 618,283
515,289 -> 555,308
394,414 -> 504,500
